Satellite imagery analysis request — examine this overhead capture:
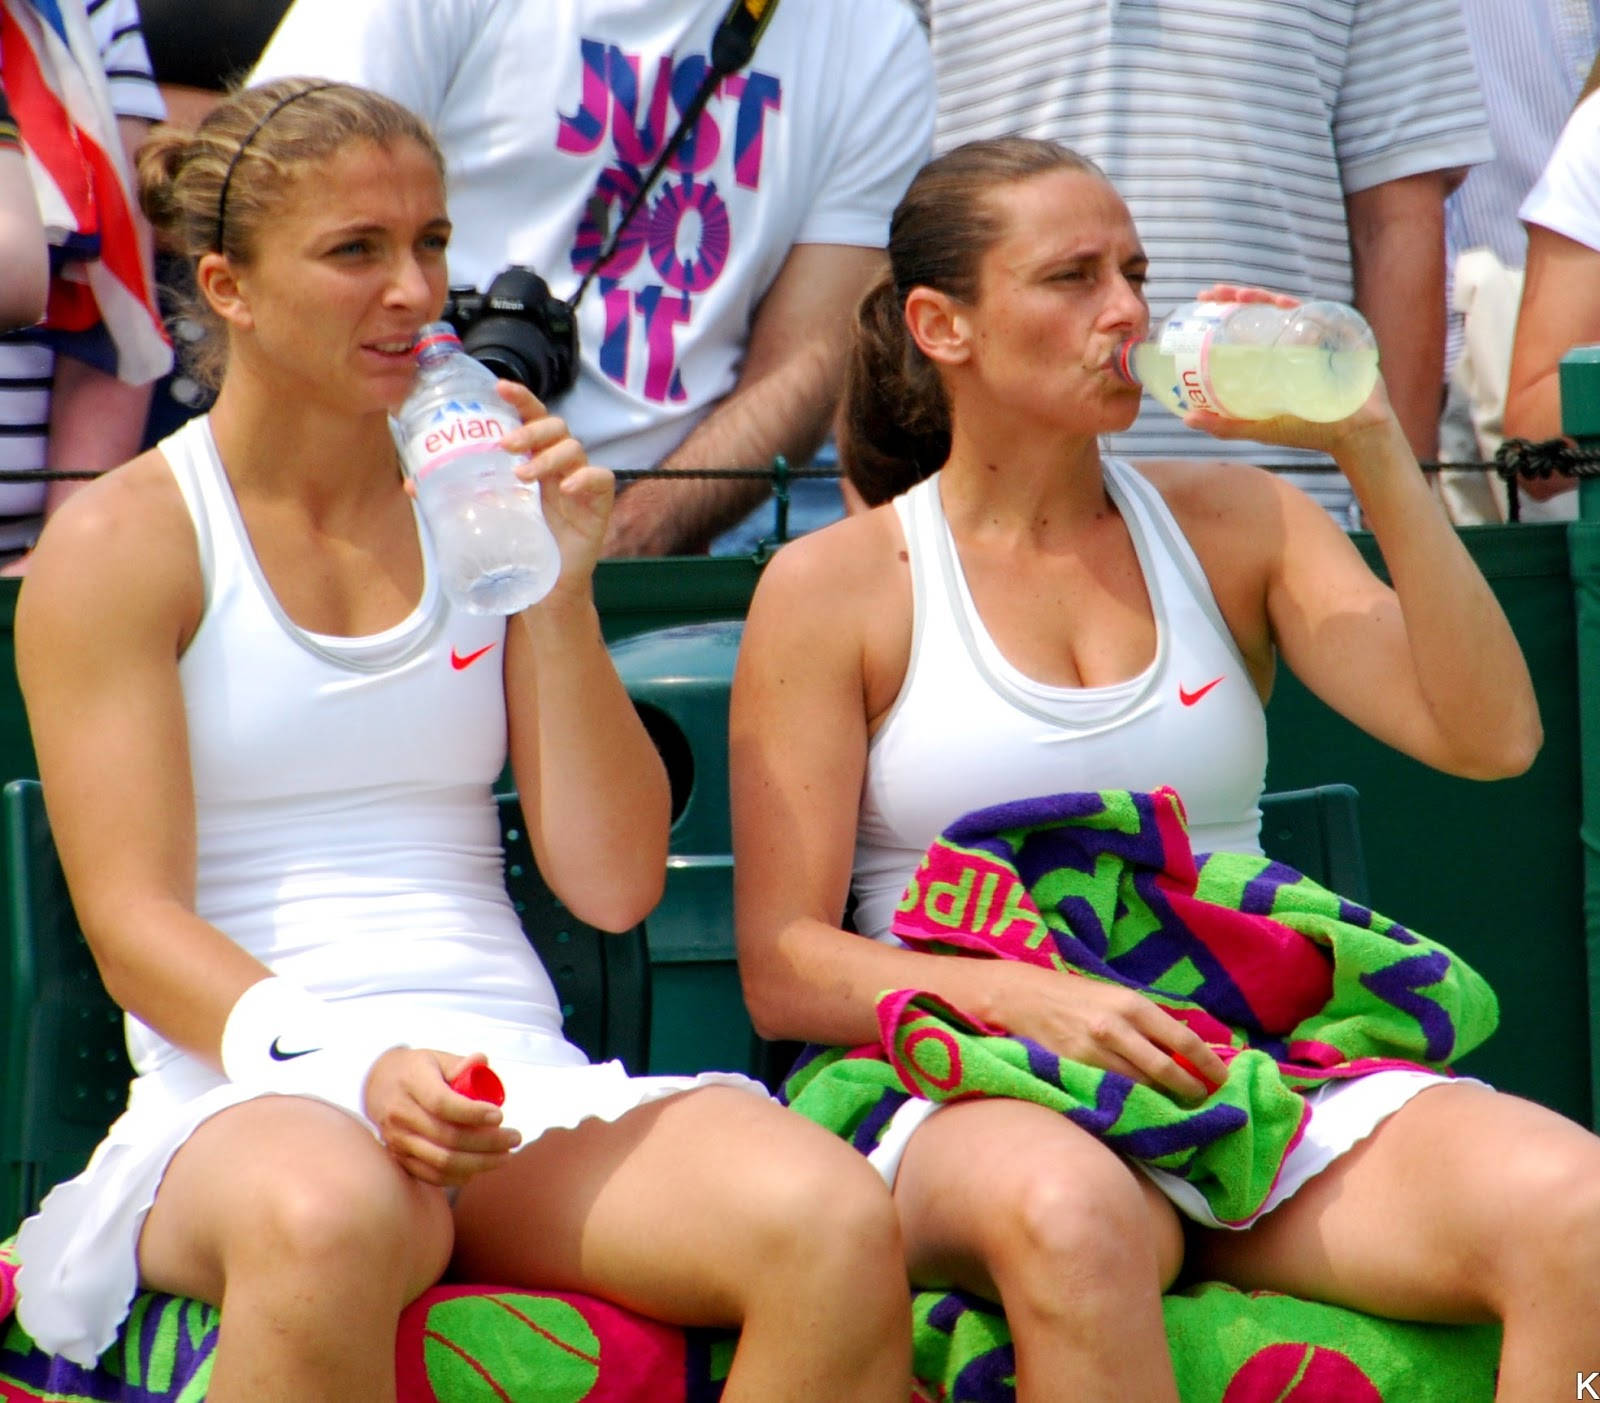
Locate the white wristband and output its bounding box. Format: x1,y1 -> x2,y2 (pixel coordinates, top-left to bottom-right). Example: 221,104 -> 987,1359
219,976 -> 404,1133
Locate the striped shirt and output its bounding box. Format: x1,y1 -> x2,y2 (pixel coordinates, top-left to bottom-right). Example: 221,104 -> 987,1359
1442,0 -> 1598,375
0,0 -> 163,549
1448,0 -> 1598,270
922,0 -> 1492,515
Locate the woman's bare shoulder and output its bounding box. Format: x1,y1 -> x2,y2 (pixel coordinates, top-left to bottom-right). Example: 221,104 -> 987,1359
751,501 -> 907,614
1132,455 -> 1279,514
740,502 -> 911,689
1130,457 -> 1291,562
22,447 -> 203,641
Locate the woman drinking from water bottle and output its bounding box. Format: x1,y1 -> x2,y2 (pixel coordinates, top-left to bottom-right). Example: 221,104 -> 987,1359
10,79 -> 911,1403
730,137 -> 1600,1403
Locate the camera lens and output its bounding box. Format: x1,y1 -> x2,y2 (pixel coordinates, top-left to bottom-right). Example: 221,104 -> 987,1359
459,268 -> 578,403
463,327 -> 563,400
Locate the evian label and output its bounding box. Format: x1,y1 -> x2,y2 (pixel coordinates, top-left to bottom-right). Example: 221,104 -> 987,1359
403,397 -> 520,481
1158,305 -> 1228,414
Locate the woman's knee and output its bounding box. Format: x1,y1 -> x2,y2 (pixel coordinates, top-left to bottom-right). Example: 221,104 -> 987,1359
234,1134 -> 453,1295
984,1148 -> 1177,1297
731,1116 -> 903,1278
1496,1135 -> 1600,1299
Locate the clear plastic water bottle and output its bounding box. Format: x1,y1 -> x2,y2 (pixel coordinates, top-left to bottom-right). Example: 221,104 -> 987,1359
393,323 -> 561,614
1113,299 -> 1379,423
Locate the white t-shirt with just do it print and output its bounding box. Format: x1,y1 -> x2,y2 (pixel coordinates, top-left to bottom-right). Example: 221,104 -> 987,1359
253,0 -> 935,472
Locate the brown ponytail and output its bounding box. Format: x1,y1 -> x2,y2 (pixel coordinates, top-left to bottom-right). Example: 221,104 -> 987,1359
837,273 -> 950,507
840,137 -> 1105,506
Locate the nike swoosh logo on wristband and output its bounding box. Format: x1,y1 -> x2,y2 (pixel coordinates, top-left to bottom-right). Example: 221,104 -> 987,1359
269,1037 -> 320,1061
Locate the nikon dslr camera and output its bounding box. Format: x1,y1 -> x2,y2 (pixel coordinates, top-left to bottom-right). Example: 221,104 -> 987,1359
441,267 -> 579,403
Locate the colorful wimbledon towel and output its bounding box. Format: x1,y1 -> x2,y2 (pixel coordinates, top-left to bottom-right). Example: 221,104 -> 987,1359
2,1236 -> 1499,1402
0,0 -> 169,383
0,1236 -> 736,1403
785,787 -> 1499,1226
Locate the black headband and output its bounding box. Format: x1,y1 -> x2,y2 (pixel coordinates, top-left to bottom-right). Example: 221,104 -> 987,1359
213,83 -> 341,254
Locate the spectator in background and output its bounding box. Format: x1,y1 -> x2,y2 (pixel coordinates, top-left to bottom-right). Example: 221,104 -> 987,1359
251,0 -> 934,557
1436,0 -> 1598,525
0,0 -> 166,570
0,76 -> 48,332
134,0 -> 291,126
1504,54 -> 1600,510
913,0 -> 1491,528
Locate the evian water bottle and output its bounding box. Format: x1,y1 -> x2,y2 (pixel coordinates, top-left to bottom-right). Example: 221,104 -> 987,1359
1113,299 -> 1379,423
394,323 -> 561,614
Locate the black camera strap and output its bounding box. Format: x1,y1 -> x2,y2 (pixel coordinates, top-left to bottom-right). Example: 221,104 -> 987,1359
568,0 -> 781,309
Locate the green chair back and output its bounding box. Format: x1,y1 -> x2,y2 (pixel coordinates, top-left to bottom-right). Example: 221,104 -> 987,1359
0,780 -> 649,1237
1257,782 -> 1368,904
1,779 -> 125,1237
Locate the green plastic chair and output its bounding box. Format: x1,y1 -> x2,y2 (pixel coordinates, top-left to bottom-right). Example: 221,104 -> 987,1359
0,779 -> 650,1238
1257,782 -> 1368,904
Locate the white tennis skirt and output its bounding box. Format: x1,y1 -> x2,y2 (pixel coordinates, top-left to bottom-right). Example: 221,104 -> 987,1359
14,1006 -> 763,1368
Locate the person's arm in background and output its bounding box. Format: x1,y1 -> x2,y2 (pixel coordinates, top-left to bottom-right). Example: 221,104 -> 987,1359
602,243 -> 886,556
1335,0 -> 1492,467
1503,225 -> 1600,498
0,82 -> 49,333
1347,168 -> 1459,463
602,1 -> 935,556
36,116 -> 158,522
1503,74 -> 1600,500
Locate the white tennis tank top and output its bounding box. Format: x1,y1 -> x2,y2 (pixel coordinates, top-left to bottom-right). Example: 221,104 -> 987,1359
131,416 -> 572,1077
852,461 -> 1269,944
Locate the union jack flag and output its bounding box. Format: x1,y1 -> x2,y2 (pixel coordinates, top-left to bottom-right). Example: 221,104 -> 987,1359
0,0 -> 170,384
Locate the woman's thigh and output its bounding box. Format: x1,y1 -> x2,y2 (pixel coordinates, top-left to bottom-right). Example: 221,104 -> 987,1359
138,1095 -> 454,1306
449,1085 -> 892,1324
892,1097 -> 1186,1298
1190,1082 -> 1600,1321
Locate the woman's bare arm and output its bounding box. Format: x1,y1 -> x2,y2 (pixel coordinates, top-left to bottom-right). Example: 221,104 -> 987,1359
16,458 -> 268,1061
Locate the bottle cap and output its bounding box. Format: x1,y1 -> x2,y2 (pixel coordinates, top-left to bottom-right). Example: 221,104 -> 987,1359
413,321 -> 464,365
449,1063 -> 505,1105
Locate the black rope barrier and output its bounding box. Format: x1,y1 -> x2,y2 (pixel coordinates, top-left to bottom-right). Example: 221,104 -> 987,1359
19,433 -> 1600,534
18,437 -> 1600,486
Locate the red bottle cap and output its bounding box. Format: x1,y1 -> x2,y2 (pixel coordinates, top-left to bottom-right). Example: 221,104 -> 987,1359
449,1063 -> 505,1105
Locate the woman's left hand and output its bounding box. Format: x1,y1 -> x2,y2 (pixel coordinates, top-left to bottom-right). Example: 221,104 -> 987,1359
495,380 -> 615,588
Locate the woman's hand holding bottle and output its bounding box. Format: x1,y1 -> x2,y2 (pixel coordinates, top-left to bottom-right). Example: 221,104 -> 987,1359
1119,283 -> 1396,457
493,380 -> 616,600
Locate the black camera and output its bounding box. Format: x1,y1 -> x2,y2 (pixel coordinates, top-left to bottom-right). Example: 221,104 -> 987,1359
441,266 -> 579,403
